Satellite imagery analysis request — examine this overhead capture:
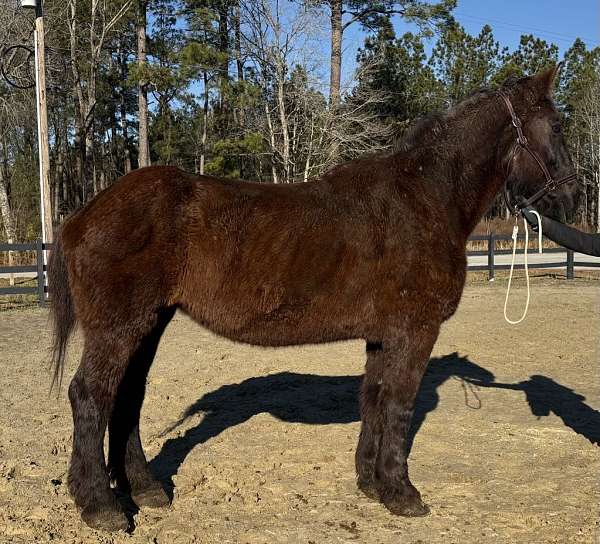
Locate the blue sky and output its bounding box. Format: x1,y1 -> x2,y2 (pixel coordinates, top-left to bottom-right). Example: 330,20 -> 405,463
339,0 -> 599,85
449,0 -> 598,53
152,1 -> 599,101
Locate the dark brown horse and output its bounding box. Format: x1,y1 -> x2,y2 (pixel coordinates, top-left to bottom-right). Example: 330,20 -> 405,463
48,66 -> 579,532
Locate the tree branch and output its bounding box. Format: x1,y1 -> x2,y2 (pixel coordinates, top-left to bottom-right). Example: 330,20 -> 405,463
342,7 -> 406,32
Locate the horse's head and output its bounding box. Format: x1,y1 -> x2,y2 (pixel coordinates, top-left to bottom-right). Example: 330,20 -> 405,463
500,66 -> 581,221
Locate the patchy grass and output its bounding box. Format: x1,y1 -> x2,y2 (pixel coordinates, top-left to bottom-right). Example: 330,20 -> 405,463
466,269 -> 600,285
0,277 -> 39,310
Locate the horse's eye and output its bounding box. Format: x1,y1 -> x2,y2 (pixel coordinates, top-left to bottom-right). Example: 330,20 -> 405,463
552,123 -> 562,134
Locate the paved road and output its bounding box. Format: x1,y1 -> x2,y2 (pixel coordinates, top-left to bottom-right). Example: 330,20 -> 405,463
0,271 -> 37,280
468,250 -> 600,271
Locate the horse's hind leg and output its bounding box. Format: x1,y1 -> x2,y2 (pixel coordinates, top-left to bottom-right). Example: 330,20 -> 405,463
107,307 -> 175,509
355,341 -> 384,499
68,336 -> 133,532
374,323 -> 439,517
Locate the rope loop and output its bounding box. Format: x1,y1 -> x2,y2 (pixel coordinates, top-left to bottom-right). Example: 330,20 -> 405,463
503,212 -> 543,325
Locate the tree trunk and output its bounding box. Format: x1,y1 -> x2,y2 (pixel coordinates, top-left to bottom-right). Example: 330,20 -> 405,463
69,0 -> 86,201
303,115 -> 315,182
216,2 -> 230,138
120,98 -> 131,174
276,64 -> 290,182
596,172 -> 600,232
234,2 -> 243,83
265,102 -> 279,184
329,0 -> 343,108
85,33 -> 97,200
218,3 -> 230,109
119,50 -> 132,174
73,114 -> 85,205
56,130 -> 68,221
0,164 -> 16,286
137,0 -> 150,168
597,129 -> 600,231
233,0 -> 245,178
200,72 -> 209,175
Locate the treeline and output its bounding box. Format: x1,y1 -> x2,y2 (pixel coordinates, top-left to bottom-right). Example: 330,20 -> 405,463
0,0 -> 599,243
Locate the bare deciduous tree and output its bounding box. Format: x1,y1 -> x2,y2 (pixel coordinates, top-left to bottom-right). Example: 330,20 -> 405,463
241,0 -> 325,183
67,0 -> 133,199
137,0 -> 150,168
572,69 -> 600,228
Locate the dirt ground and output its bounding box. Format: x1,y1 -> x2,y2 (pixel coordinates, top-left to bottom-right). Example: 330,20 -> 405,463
0,280 -> 598,544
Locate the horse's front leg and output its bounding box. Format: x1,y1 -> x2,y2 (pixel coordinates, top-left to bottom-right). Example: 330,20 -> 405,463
374,323 -> 440,516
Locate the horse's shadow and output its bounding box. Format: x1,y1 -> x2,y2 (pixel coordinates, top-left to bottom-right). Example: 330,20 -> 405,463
148,352 -> 600,497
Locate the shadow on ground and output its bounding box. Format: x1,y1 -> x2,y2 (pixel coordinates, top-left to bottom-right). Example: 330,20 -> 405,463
149,352 -> 600,495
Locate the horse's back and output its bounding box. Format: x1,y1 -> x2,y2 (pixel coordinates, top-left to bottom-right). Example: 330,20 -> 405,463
58,166 -> 336,332
176,169 -> 464,345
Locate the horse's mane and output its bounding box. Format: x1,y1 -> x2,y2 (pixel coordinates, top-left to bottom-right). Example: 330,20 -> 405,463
322,77 -> 526,181
395,86 -> 500,154
320,89 -> 496,182
396,72 -> 535,155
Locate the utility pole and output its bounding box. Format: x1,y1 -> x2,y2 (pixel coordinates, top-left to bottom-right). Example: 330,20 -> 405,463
23,0 -> 53,247
34,1 -> 53,246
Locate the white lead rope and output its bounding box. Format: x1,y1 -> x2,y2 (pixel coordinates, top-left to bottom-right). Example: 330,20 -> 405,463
503,210 -> 543,325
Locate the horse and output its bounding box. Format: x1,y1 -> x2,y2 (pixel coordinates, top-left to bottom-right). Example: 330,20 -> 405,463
47,65 -> 579,532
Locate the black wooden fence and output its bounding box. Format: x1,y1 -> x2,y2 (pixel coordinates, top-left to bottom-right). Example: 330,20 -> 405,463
468,233 -> 600,281
1,236 -> 599,307
0,241 -> 53,306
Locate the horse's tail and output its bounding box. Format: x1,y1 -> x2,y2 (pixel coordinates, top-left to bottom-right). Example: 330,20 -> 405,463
48,229 -> 76,392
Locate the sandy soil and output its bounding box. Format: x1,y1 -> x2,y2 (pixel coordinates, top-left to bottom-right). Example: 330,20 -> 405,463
0,281 -> 598,544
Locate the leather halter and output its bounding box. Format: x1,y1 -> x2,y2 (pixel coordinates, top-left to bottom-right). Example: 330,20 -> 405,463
498,89 -> 577,214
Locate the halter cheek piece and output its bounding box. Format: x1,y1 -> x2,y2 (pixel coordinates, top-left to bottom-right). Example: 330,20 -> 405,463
498,90 -> 577,214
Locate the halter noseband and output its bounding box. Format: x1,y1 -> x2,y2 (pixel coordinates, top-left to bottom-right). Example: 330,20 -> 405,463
498,90 -> 577,214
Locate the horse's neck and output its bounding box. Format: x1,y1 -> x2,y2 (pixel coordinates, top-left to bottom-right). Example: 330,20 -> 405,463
439,102 -> 512,237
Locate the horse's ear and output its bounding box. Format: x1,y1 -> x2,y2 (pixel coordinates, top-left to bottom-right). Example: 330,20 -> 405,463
532,63 -> 562,99
501,73 -> 520,89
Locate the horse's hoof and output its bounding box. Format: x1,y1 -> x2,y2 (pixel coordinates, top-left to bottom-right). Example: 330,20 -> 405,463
132,485 -> 171,508
381,487 -> 430,517
357,479 -> 379,501
385,497 -> 430,517
81,504 -> 130,532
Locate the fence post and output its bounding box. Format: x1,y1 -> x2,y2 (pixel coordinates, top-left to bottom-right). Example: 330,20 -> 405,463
566,249 -> 574,280
36,238 -> 45,307
487,233 -> 495,281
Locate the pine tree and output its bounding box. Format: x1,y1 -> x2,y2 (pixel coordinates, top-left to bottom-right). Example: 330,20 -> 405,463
494,34 -> 559,84
431,23 -> 501,102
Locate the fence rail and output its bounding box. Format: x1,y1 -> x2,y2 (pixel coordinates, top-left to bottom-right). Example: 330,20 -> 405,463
1,241 -> 53,306
1,236 -> 599,307
471,232 -> 600,282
